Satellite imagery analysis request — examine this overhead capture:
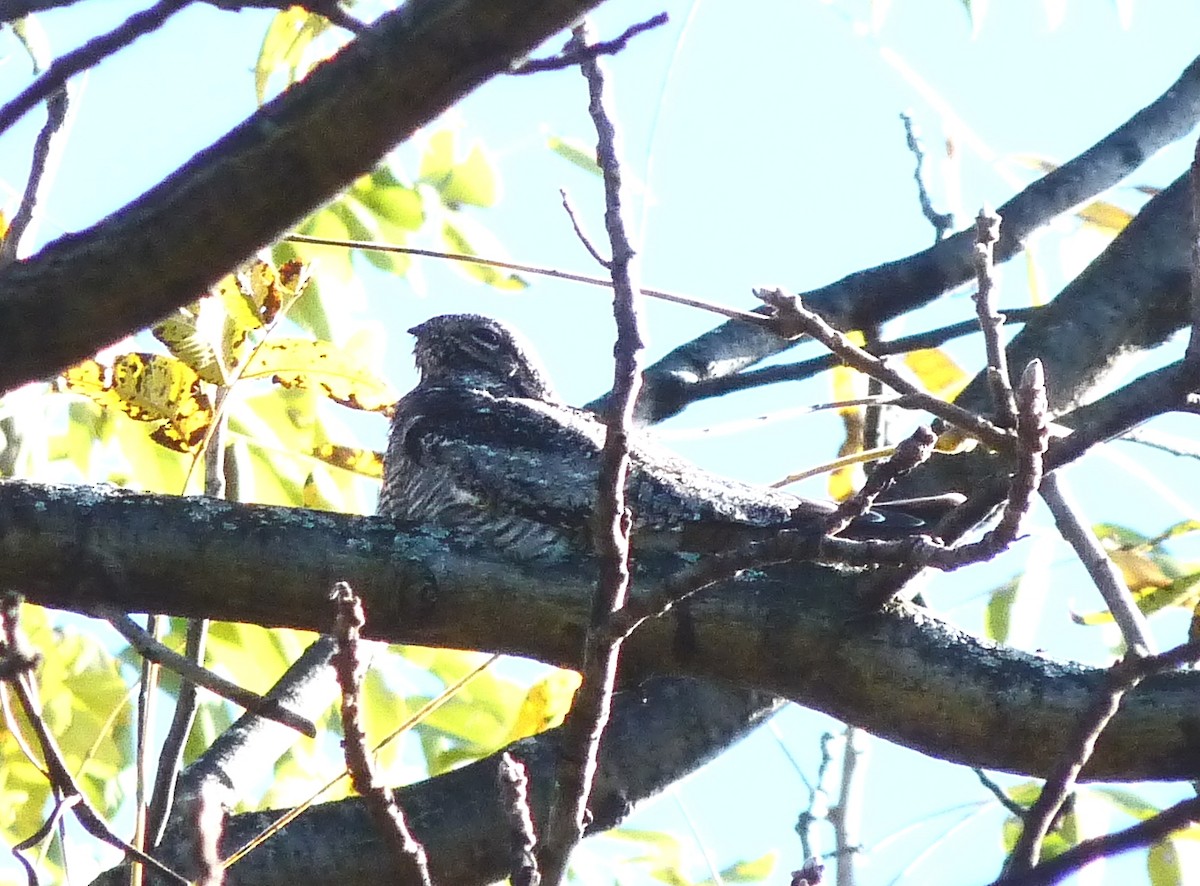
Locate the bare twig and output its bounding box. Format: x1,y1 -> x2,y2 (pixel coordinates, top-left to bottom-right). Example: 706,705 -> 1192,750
1121,425 -> 1200,459
822,426 -> 938,536
832,726 -> 868,886
618,360 -> 1045,629
148,396 -> 230,843
910,359 -> 1047,570
498,753 -> 542,886
994,794 -> 1200,886
975,769 -> 1027,819
795,731 -> 837,861
757,287 -> 1015,452
9,664 -> 188,881
285,233 -> 767,325
1186,133 -> 1200,377
514,13 -> 668,74
146,617 -> 210,845
1003,641 -> 1200,877
0,72 -> 70,266
99,609 -> 316,736
540,21 -> 644,884
972,208 -> 1018,425
0,0 -> 191,139
331,582 -> 431,885
900,112 -> 955,242
560,188 -> 609,266
1041,472 -> 1156,655
684,307 -> 1038,404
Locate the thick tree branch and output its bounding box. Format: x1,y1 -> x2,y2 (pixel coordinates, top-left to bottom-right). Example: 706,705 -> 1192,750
0,0 -> 604,395
623,52 -> 1200,424
98,677 -> 777,886
4,479 -> 1200,782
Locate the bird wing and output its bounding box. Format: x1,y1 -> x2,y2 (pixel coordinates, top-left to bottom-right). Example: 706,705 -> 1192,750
397,388 -> 821,536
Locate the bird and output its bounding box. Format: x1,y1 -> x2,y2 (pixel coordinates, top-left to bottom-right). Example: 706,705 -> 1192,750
380,313 -> 953,560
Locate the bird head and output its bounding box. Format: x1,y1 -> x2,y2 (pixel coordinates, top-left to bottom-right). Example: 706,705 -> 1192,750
407,314 -> 559,401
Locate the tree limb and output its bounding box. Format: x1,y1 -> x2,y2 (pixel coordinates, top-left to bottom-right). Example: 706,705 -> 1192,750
0,0 -> 605,395
4,479 -> 1200,782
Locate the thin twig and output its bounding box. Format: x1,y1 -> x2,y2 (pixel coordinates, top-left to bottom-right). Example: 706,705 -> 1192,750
993,794 -> 1200,886
1003,641 -> 1200,877
0,74 -> 70,266
331,582 -> 431,884
0,0 -> 191,139
821,426 -> 938,536
684,307 -> 1038,403
9,667 -> 188,882
909,358 -> 1047,570
832,726 -> 867,886
145,617 -> 210,845
972,207 -> 1018,425
498,753 -> 542,886
974,770 -> 1027,818
285,233 -> 769,326
514,13 -> 668,74
99,609 -> 317,736
616,361 -> 1046,630
900,112 -> 955,242
560,188 -> 609,266
1186,133 -> 1200,377
1040,472 -> 1155,655
540,20 -> 644,884
756,287 -> 1015,452
148,389 -> 230,843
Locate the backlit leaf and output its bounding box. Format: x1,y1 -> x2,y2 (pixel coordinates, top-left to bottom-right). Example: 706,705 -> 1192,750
311,443 -> 383,479
62,354 -> 213,453
905,347 -> 969,400
419,129 -> 497,208
243,339 -> 399,411
547,135 -> 602,176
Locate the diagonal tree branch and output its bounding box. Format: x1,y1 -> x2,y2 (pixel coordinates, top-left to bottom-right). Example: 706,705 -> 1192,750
0,0 -> 605,395
621,52 -> 1200,424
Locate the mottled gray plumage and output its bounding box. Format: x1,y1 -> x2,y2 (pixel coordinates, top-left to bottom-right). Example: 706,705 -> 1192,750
380,314 -> 932,560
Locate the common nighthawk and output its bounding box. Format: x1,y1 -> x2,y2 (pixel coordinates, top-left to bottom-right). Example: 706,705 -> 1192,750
380,314 -> 946,560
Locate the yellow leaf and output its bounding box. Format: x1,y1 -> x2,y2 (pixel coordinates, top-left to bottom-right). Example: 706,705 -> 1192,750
1107,547 -> 1173,593
153,305 -> 224,384
254,6 -> 328,104
61,361 -> 123,410
243,338 -> 399,411
245,256 -> 310,326
904,347 -> 969,400
933,426 -> 978,453
311,443 -> 383,479
63,354 -> 213,453
507,670 -> 581,741
1077,200 -> 1133,235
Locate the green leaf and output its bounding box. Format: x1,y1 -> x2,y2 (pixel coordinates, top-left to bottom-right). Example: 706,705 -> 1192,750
547,135 -> 602,176
441,219 -> 529,290
418,130 -> 498,208
255,7 -> 330,103
1148,839 -> 1183,886
718,850 -> 779,882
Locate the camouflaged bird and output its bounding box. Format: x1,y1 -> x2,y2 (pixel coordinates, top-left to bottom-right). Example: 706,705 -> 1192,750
380,314 -> 945,560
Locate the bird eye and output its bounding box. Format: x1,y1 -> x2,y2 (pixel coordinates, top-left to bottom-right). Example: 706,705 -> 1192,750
469,326 -> 503,350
